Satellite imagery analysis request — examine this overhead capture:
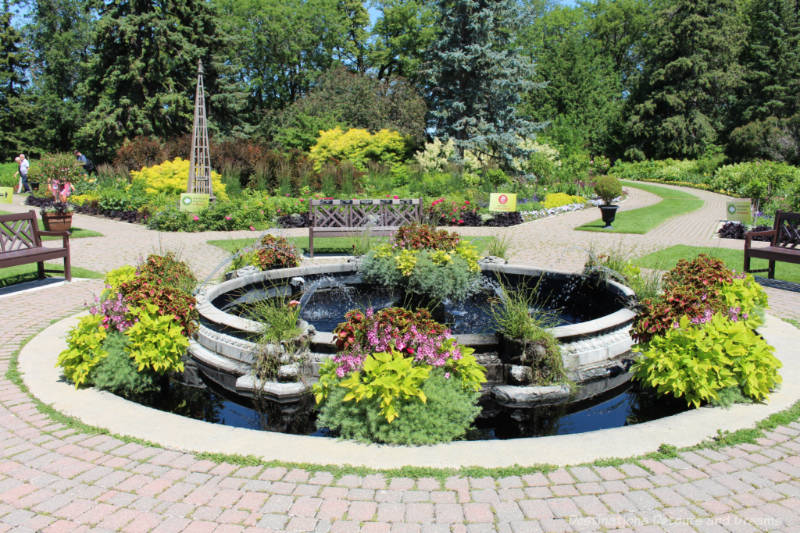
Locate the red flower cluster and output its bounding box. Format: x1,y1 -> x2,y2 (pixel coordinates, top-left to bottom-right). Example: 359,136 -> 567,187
426,198 -> 476,226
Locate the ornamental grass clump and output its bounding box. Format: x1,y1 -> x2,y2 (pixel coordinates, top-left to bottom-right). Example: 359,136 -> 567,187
360,223 -> 481,302
57,254 -> 197,399
631,254 -> 779,408
314,307 -> 487,445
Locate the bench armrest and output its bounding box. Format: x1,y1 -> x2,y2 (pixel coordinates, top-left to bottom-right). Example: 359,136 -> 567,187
38,230 -> 70,248
38,230 -> 70,238
745,229 -> 775,248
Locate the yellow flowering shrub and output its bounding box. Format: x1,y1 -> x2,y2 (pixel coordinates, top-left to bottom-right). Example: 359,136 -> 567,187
131,158 -> 228,201
309,127 -> 409,173
70,192 -> 100,206
543,192 -> 586,209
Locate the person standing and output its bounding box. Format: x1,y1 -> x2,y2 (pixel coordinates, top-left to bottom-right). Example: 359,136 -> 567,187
74,150 -> 94,174
18,153 -> 31,193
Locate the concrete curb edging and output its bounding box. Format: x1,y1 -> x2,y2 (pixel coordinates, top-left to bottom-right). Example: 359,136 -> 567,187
19,313 -> 800,469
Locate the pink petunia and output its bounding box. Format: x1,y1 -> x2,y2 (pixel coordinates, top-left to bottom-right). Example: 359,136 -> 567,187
249,226 -> 256,231
224,215 -> 231,220
192,215 -> 199,221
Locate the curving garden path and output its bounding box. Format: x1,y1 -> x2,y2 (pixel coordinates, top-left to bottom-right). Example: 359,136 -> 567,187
1,184 -> 800,532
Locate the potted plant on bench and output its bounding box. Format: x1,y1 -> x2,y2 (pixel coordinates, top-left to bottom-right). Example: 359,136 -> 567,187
593,175 -> 623,228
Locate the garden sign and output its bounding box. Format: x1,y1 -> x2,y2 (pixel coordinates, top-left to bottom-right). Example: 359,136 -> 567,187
489,193 -> 517,212
725,200 -> 752,224
0,187 -> 12,204
179,193 -> 210,213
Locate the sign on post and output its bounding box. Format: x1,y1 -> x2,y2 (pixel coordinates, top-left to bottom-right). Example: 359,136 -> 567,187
179,193 -> 210,213
489,193 -> 517,212
0,187 -> 12,204
725,200 -> 752,224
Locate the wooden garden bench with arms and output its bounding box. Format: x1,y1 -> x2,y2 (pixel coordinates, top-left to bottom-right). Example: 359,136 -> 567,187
309,198 -> 422,257
0,210 -> 72,281
744,210 -> 800,279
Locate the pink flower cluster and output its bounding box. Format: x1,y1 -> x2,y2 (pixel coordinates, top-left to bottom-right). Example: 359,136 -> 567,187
90,290 -> 135,332
332,307 -> 462,377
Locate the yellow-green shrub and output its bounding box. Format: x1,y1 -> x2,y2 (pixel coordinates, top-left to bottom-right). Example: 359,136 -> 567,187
543,192 -> 586,209
131,158 -> 228,201
309,127 -> 409,174
125,303 -> 188,374
56,314 -> 108,387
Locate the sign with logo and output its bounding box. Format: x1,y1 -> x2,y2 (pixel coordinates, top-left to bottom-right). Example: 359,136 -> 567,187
179,193 -> 210,213
726,200 -> 751,224
0,187 -> 12,204
489,193 -> 517,212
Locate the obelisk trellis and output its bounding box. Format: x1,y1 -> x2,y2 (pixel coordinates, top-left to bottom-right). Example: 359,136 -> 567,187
187,59 -> 213,198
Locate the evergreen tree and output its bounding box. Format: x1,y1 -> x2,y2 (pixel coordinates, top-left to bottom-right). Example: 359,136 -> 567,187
0,4 -> 32,155
25,0 -> 93,153
520,5 -> 623,155
78,0 -> 245,161
728,0 -> 800,162
624,0 -> 744,159
423,0 -> 544,170
738,0 -> 800,123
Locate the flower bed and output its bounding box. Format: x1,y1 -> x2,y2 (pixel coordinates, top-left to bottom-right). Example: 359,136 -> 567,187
56,253 -> 197,398
314,307 -> 486,444
631,255 -> 780,408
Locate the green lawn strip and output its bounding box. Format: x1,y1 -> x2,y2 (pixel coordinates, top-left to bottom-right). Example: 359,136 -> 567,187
576,181 -> 704,234
0,210 -> 103,239
0,263 -> 103,288
633,244 -> 800,283
6,314 -> 800,479
208,235 -> 497,255
784,318 -> 800,329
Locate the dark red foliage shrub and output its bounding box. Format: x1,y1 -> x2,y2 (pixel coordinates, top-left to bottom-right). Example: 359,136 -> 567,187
631,254 -> 733,344
256,235 -> 301,270
117,253 -> 199,336
393,223 -> 461,250
113,136 -> 166,171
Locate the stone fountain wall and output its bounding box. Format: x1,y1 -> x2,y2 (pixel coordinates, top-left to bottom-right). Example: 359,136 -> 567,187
190,262 -> 637,407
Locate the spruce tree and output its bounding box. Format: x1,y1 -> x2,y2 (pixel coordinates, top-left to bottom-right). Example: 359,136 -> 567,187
78,0 -> 244,161
423,0 -> 544,170
624,0 -> 744,159
0,5 -> 31,154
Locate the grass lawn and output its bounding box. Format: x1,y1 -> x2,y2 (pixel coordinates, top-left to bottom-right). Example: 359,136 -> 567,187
0,263 -> 103,288
208,234 -> 498,255
0,210 -> 102,239
633,244 -> 800,283
576,182 -> 704,234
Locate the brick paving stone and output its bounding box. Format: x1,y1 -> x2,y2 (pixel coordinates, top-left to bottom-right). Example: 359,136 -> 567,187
3,188 -> 800,533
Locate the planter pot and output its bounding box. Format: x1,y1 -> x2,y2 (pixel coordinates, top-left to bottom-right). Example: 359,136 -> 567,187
599,205 -> 619,228
41,212 -> 73,232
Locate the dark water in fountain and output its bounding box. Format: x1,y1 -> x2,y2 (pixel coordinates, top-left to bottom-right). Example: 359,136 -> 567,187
146,363 -> 686,440
216,271 -> 623,335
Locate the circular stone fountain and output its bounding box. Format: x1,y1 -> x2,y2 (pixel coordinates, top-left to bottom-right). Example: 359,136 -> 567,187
190,261 -> 637,410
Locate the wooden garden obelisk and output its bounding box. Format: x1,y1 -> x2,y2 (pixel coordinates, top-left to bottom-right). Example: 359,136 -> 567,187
187,59 -> 213,198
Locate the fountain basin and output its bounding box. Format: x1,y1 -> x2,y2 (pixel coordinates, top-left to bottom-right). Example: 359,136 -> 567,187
191,261 -> 637,408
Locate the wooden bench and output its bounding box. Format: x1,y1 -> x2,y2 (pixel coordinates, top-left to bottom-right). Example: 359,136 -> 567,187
309,198 -> 422,257
744,210 -> 800,279
0,210 -> 72,281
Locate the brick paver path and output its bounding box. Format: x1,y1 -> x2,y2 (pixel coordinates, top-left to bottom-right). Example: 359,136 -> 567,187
2,184 -> 800,531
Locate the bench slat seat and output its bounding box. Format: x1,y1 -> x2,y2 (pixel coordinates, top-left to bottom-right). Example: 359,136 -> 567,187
0,210 -> 71,281
744,210 -> 800,278
309,199 -> 422,257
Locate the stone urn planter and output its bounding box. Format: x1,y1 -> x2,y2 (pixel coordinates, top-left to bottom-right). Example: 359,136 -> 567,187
593,175 -> 623,228
41,211 -> 73,232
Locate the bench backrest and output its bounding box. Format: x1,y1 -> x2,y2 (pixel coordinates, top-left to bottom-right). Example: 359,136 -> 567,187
310,198 -> 422,229
773,211 -> 800,249
0,210 -> 42,252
